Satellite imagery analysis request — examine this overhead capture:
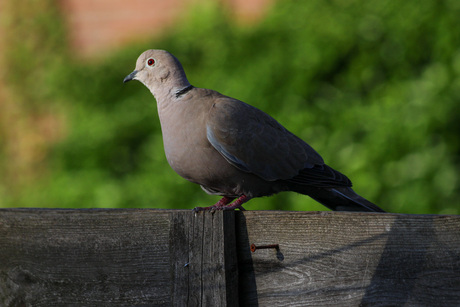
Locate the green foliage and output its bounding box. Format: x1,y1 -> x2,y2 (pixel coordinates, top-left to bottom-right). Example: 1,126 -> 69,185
2,0 -> 460,214
3,0 -> 68,105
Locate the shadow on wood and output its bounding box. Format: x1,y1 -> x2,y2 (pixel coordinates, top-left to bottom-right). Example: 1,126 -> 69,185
235,211 -> 460,306
235,213 -> 259,307
0,209 -> 459,306
361,215 -> 456,306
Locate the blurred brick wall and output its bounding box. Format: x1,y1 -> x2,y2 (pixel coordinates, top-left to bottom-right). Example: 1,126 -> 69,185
60,0 -> 272,57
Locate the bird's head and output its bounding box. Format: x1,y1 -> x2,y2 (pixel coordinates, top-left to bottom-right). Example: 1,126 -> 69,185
123,49 -> 190,98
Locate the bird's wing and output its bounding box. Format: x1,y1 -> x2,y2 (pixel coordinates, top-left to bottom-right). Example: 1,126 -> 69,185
206,96 -> 324,181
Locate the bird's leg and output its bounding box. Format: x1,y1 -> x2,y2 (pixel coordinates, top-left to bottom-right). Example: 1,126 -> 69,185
193,196 -> 235,212
213,196 -> 236,209
222,195 -> 250,211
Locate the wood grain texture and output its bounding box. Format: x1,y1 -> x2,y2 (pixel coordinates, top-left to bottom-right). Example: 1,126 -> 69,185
169,210 -> 238,307
235,211 -> 460,307
0,209 -> 238,307
0,209 -> 172,306
1,209 -> 459,306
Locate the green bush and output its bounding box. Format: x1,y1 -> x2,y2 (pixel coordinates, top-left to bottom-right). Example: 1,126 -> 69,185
2,0 -> 460,214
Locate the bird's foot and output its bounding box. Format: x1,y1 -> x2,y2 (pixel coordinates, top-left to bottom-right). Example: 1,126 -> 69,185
192,196 -> 235,212
192,195 -> 250,212
221,203 -> 246,211
221,195 -> 249,211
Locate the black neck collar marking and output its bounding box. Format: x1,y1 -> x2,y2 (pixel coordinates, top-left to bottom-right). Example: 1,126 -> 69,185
176,85 -> 194,98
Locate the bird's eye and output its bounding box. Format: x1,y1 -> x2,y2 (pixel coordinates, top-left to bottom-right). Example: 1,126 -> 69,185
147,58 -> 155,66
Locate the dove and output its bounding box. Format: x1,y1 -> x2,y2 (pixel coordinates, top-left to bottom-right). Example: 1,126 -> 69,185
123,49 -> 384,212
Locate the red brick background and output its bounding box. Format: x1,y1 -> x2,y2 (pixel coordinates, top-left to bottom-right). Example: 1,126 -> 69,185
60,0 -> 272,57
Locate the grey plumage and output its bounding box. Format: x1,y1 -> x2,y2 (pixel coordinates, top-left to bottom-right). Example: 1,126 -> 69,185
123,49 -> 384,212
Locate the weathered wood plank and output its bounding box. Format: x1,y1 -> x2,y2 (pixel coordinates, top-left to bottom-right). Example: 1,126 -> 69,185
0,208 -> 172,306
235,211 -> 460,307
202,211 -> 238,306
2,209 -> 459,306
169,210 -> 238,307
169,210 -> 192,306
0,209 -> 238,307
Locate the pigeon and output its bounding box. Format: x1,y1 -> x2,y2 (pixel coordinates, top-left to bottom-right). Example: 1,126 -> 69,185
123,49 -> 384,212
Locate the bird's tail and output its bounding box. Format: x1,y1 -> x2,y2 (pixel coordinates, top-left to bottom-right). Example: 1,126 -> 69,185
297,186 -> 385,212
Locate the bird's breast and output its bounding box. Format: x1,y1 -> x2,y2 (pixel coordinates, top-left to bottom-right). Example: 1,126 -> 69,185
157,98 -> 227,183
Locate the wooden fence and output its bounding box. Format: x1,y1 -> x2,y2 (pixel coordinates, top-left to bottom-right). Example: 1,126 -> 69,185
1,209 -> 459,306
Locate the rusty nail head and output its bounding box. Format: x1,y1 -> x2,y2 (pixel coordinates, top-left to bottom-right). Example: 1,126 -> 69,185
250,243 -> 279,252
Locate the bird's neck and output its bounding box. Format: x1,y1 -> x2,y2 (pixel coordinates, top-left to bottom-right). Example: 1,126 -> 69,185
150,78 -> 191,103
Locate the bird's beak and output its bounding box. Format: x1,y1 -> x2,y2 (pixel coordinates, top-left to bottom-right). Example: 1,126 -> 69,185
123,70 -> 138,83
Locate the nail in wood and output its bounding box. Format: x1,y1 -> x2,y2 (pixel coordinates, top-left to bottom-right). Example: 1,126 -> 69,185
250,243 -> 279,252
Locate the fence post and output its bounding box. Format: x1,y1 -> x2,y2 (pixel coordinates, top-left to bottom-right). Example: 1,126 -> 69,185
169,210 -> 238,306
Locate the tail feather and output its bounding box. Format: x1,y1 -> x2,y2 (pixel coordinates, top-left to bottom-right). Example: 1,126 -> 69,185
294,186 -> 385,212
330,187 -> 385,212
